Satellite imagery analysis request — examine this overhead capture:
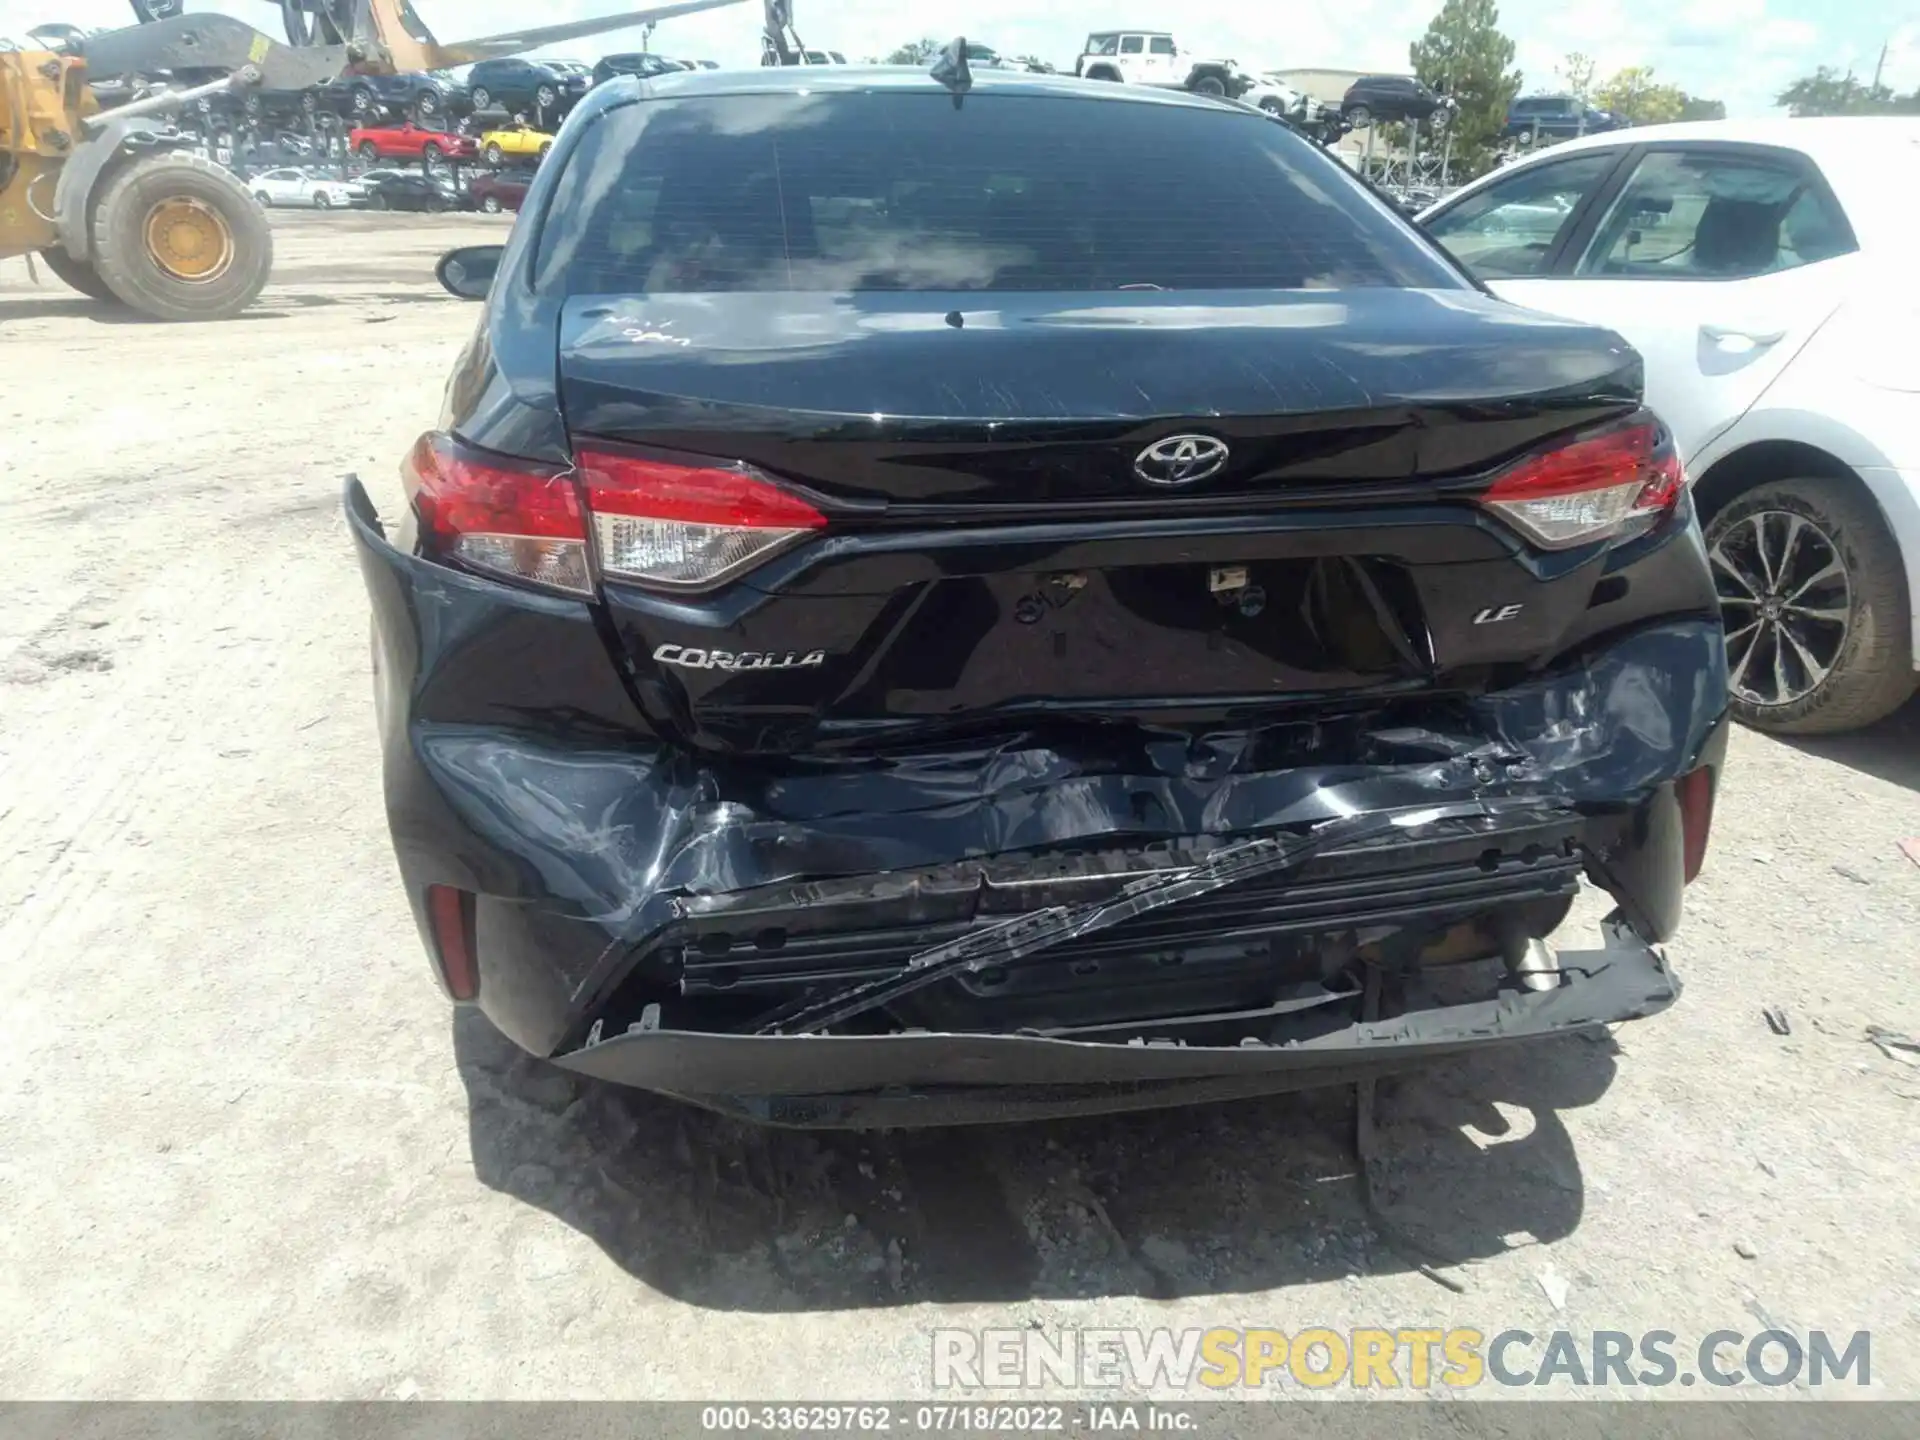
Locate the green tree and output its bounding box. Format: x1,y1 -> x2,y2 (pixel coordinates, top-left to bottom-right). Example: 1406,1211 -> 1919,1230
1775,65 -> 1910,115
1596,65 -> 1686,125
1556,51 -> 1596,103
1408,0 -> 1522,175
885,38 -> 940,65
1677,94 -> 1726,121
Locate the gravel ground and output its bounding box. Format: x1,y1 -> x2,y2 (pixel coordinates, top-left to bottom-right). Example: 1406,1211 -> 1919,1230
2,212 -> 1918,1403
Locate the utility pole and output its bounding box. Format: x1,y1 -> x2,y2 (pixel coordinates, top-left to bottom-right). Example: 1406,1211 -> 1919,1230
1872,40 -> 1888,91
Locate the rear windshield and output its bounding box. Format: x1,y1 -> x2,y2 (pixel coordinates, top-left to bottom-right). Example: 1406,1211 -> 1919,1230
535,91 -> 1463,294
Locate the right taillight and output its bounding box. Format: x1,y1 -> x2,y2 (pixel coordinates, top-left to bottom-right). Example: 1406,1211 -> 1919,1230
1479,415 -> 1684,550
402,433 -> 827,595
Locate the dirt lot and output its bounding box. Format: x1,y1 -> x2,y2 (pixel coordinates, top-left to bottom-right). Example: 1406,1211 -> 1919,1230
3,211 -> 1919,1401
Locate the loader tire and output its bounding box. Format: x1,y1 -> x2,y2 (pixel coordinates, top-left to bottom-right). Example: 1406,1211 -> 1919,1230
90,151 -> 272,321
37,247 -> 117,302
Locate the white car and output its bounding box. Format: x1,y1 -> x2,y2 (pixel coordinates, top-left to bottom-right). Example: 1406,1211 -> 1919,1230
1420,118 -> 1920,735
249,168 -> 361,209
1240,74 -> 1313,119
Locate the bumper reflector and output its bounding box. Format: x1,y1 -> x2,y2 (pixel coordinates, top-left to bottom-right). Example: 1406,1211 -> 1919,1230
1676,765 -> 1715,884
426,884 -> 479,1000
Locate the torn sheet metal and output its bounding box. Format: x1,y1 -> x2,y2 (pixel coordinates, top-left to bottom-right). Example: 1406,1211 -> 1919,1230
409,617 -> 1726,948
554,925 -> 1682,1127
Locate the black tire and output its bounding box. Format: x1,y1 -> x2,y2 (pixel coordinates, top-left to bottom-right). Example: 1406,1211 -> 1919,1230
484,142 -> 504,166
1085,66 -> 1121,83
37,247 -> 117,301
535,84 -> 557,110
1191,74 -> 1227,97
370,193 -> 389,210
537,141 -> 552,160
352,86 -> 374,115
357,140 -> 379,159
89,151 -> 271,321
1705,478 -> 1916,735
481,194 -> 503,213
422,141 -> 445,166
469,86 -> 492,111
415,90 -> 440,120
1345,103 -> 1373,128
253,190 -> 272,206
313,191 -> 332,209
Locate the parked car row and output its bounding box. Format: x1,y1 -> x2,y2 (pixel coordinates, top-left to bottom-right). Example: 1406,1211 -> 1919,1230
345,119 -> 555,169
148,50 -> 718,141
232,162 -> 529,214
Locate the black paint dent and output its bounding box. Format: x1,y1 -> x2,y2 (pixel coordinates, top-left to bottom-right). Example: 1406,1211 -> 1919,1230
352,472 -> 1724,1070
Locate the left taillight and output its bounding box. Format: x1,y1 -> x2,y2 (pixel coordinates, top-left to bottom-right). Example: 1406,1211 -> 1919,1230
404,432 -> 592,595
402,433 -> 828,594
1479,415 -> 1684,551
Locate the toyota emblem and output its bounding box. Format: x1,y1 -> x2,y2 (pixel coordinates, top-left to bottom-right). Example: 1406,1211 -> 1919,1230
1134,434 -> 1230,486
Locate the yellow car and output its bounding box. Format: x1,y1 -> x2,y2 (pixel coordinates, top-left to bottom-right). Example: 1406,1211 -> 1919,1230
479,125 -> 554,167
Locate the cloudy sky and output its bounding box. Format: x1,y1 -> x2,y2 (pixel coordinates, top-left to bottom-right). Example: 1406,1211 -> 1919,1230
7,0 -> 1916,116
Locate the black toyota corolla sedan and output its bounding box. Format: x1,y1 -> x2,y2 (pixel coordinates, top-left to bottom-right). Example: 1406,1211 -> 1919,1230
347,64 -> 1729,1127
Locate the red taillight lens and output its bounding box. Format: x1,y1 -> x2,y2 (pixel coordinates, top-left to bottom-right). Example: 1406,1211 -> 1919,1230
402,434 -> 828,595
1480,417 -> 1684,550
577,448 -> 827,590
425,884 -> 478,1000
1676,765 -> 1715,884
404,433 -> 591,595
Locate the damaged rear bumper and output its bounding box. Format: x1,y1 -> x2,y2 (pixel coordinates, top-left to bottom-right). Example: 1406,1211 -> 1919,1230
558,925 -> 1679,1127
348,479 -> 1729,1126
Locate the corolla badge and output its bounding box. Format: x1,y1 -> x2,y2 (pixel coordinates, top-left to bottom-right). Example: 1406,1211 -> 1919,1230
1134,434 -> 1230,486
653,644 -> 825,672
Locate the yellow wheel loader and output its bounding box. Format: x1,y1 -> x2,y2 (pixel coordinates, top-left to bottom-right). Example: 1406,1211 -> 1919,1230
1,0 -> 743,321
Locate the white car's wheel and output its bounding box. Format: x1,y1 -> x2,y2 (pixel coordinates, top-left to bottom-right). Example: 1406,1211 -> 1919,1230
1706,477 -> 1916,734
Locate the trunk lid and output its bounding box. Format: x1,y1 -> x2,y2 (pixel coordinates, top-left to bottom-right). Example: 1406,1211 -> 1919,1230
554,288 -> 1641,755
559,288 -> 1637,507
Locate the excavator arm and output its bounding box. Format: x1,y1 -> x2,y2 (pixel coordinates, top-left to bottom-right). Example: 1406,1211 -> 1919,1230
88,0 -> 751,80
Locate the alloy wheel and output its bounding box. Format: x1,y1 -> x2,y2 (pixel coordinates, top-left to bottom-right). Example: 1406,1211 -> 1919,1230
1710,509 -> 1852,708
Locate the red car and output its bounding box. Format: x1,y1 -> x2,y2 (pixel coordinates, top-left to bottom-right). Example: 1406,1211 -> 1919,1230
348,122 -> 477,163
467,172 -> 530,214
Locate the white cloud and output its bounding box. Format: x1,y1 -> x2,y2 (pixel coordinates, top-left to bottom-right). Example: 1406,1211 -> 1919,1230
4,0 -> 1894,116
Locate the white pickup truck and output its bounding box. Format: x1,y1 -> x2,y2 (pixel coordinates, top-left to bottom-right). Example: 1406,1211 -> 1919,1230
1073,31 -> 1247,98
